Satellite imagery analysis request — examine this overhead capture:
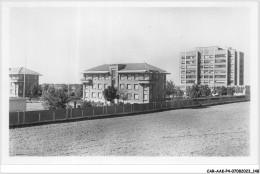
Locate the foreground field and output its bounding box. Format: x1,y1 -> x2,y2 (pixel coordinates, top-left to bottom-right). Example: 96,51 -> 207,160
10,102 -> 250,156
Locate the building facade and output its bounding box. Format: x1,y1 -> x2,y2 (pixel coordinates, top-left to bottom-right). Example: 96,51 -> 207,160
179,46 -> 244,89
81,63 -> 170,103
9,67 -> 42,97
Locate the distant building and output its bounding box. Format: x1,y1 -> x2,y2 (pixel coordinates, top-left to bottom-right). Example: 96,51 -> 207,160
81,63 -> 170,103
9,67 -> 42,97
179,46 -> 244,89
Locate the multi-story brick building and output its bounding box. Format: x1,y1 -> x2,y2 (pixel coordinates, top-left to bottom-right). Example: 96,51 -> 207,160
9,67 -> 42,97
81,63 -> 170,103
179,46 -> 244,89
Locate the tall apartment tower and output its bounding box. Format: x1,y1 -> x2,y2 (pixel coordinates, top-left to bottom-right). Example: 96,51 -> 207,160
180,46 -> 244,89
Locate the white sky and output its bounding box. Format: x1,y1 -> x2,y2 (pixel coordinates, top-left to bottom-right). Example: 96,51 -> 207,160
9,7 -> 251,85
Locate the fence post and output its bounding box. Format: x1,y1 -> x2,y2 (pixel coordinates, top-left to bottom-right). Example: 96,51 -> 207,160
52,112 -> 55,120
39,113 -> 41,122
17,111 -> 20,124
23,111 -> 25,124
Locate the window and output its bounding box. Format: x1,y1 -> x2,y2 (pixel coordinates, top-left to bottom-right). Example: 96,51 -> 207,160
127,74 -> 132,80
215,70 -> 226,74
181,61 -> 185,64
162,94 -> 165,99
19,90 -> 22,94
150,84 -> 153,90
99,75 -> 103,80
10,89 -> 12,93
155,74 -> 159,80
150,94 -> 153,99
134,84 -> 139,90
93,75 -> 98,80
181,71 -> 185,74
85,86 -> 89,89
144,94 -> 148,101
134,94 -> 139,100
104,84 -> 108,89
144,74 -> 149,80
134,74 -> 139,80
35,76 -> 38,80
215,75 -> 226,78
127,84 -> 132,90
215,65 -> 226,68
92,84 -> 96,89
144,85 -> 148,91
157,84 -> 159,90
215,54 -> 226,58
120,84 -> 124,89
120,74 -> 125,80
85,92 -> 89,98
157,94 -> 159,99
98,84 -> 102,90
181,66 -> 185,69
181,56 -> 185,59
181,80 -> 185,83
105,74 -> 109,80
215,59 -> 226,63
98,92 -> 102,98
92,92 -> 96,98
163,85 -> 166,90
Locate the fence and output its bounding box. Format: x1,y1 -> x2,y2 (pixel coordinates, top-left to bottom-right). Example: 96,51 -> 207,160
9,95 -> 250,127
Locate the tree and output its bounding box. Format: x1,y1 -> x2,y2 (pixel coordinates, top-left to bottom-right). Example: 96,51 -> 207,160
186,84 -> 212,98
175,87 -> 184,99
42,88 -> 70,109
103,86 -> 118,103
199,85 -> 211,97
118,88 -> 131,104
186,84 -> 201,98
165,80 -> 176,98
74,84 -> 83,98
81,100 -> 92,108
216,86 -> 227,96
227,87 -> 235,96
30,84 -> 40,99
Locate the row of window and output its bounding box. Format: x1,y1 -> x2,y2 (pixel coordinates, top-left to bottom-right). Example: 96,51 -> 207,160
85,74 -> 166,81
86,92 -> 166,100
181,56 -> 196,60
182,80 -> 227,84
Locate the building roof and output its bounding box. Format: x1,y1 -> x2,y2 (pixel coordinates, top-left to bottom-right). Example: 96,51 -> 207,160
9,67 -> 42,76
83,63 -> 169,74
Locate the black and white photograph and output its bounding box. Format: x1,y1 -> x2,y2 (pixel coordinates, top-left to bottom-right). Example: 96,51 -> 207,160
1,1 -> 259,173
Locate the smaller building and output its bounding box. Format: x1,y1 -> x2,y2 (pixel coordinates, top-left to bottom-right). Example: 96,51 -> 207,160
9,67 -> 42,97
81,63 -> 170,104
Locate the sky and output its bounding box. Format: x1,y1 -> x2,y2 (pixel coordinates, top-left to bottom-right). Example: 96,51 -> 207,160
9,6 -> 251,85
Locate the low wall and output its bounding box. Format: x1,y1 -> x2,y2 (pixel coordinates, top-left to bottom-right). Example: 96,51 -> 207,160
9,97 -> 27,112
9,95 -> 250,127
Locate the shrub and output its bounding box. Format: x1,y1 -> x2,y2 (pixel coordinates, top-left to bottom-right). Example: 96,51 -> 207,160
81,101 -> 92,108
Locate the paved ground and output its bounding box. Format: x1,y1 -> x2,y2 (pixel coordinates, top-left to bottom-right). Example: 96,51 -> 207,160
9,102 -> 250,156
